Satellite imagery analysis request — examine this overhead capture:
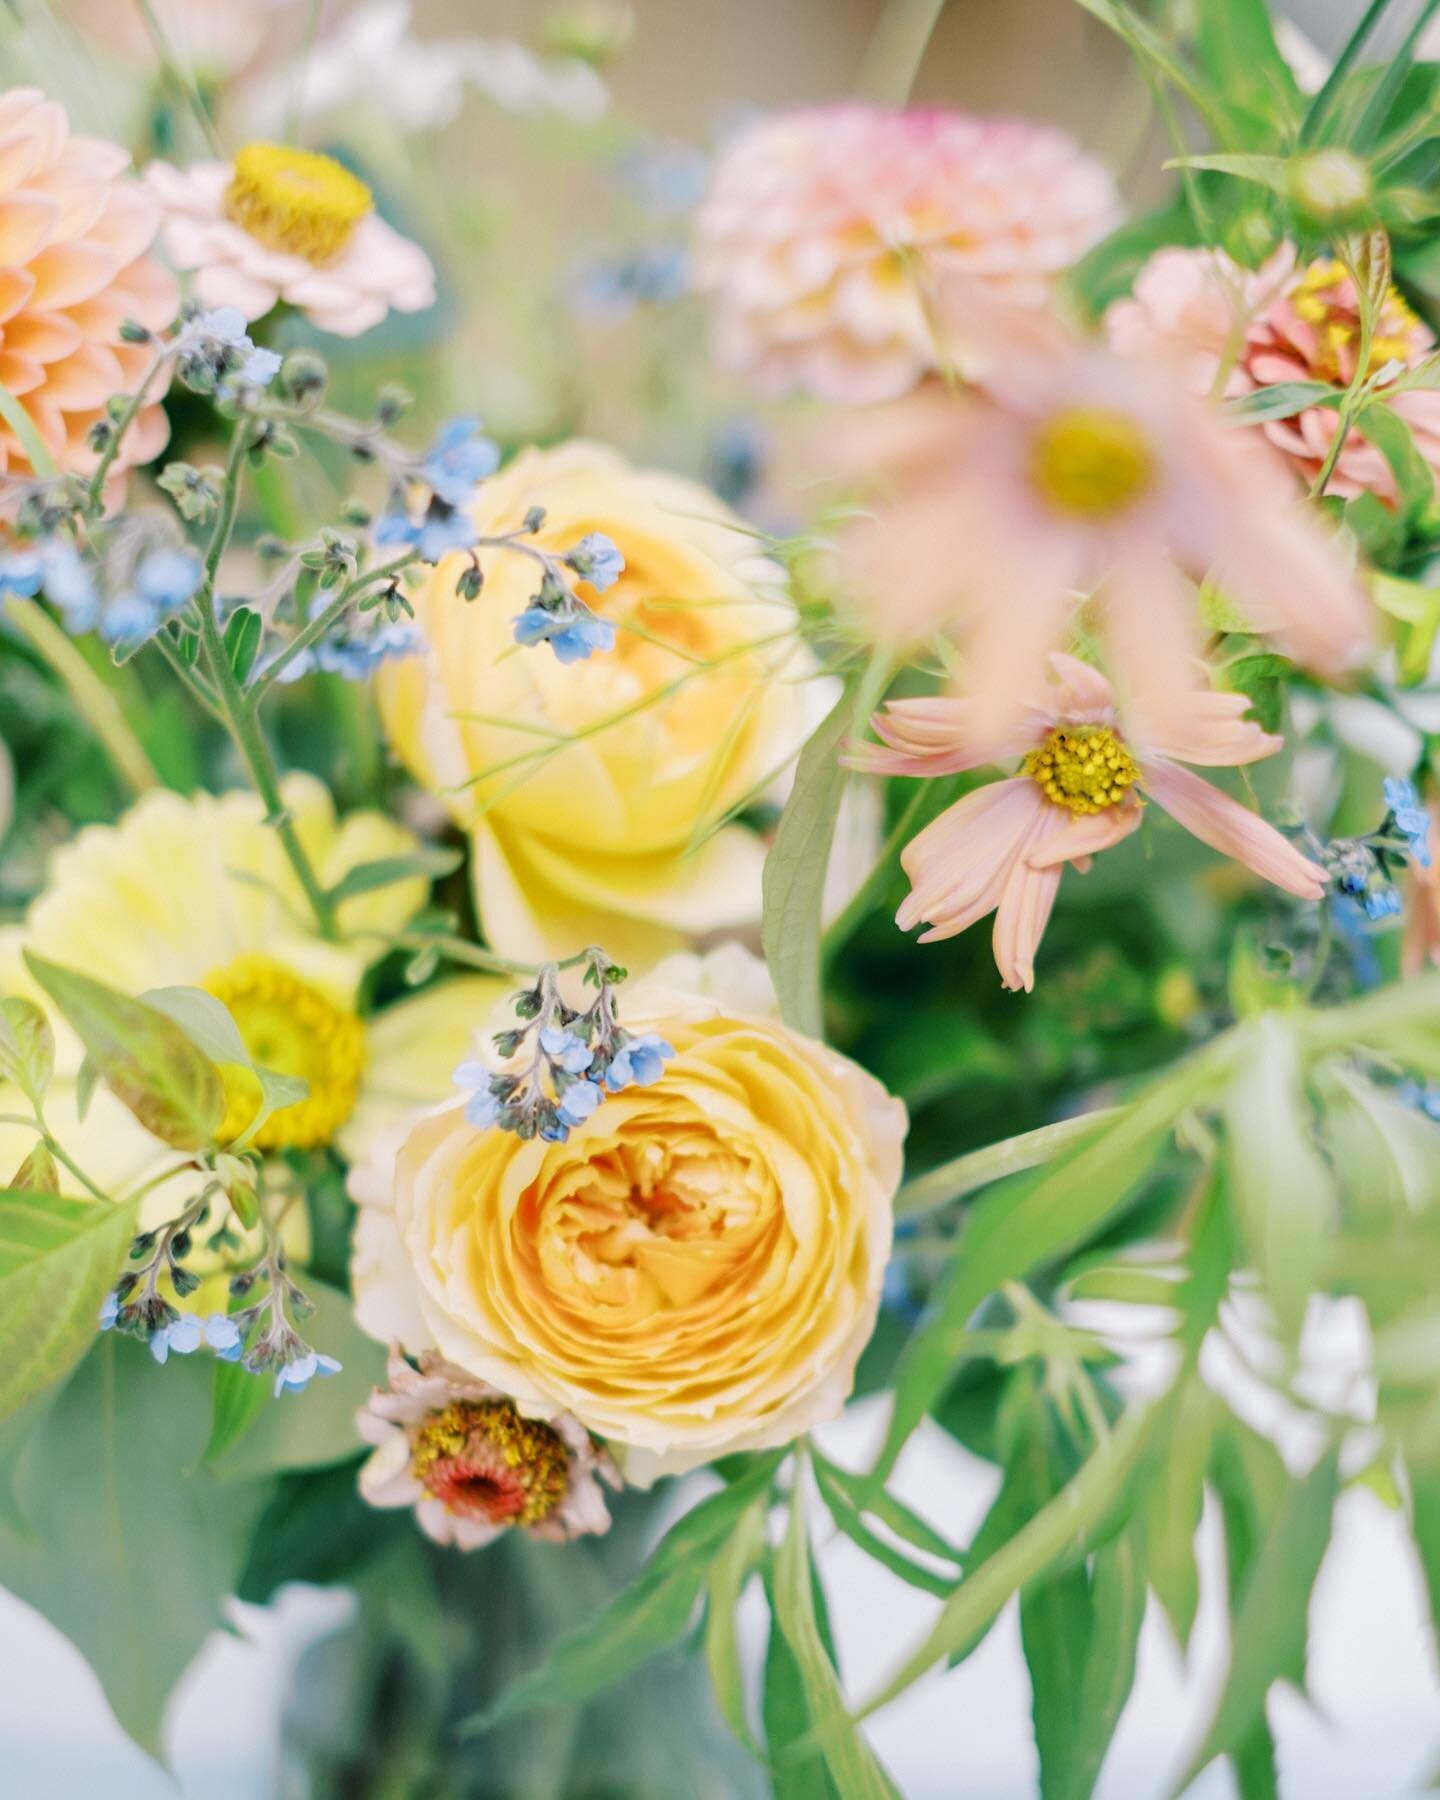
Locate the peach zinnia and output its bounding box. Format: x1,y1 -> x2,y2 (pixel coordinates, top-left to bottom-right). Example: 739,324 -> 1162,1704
849,653 -> 1326,991
1107,244 -> 1440,503
0,87 -> 177,499
692,104 -> 1120,403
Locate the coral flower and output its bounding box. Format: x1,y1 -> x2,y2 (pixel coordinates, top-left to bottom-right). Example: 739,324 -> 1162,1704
692,104 -> 1120,403
834,339 -> 1372,737
1107,244 -> 1440,502
145,143 -> 434,336
358,1351 -> 620,1550
0,87 -> 177,496
849,653 -> 1326,991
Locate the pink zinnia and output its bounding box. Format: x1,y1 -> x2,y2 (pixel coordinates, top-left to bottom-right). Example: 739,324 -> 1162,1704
692,104 -> 1120,404
1106,243 -> 1440,503
848,653 -> 1326,992
834,333 -> 1372,738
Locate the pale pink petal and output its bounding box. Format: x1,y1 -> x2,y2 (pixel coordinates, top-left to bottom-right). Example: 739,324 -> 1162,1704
1136,689 -> 1281,768
898,778 -> 1047,941
992,805 -> 1067,991
1143,759 -> 1325,898
843,695 -> 1031,776
1025,796 -> 1142,868
1043,651 -> 1116,721
193,262 -> 280,319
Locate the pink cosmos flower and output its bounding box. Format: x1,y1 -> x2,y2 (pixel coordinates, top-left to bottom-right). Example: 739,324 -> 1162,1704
692,104 -> 1120,404
0,87 -> 177,498
1106,243 -> 1440,503
145,143 -> 434,337
833,331 -> 1372,739
848,652 -> 1326,992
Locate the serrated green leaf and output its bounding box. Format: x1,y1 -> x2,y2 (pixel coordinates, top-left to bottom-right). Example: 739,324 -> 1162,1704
24,951 -> 223,1151
1174,1448 -> 1340,1795
774,1469 -> 899,1800
0,996 -> 54,1106
461,1454 -> 783,1733
0,1187 -> 138,1422
325,845 -> 463,907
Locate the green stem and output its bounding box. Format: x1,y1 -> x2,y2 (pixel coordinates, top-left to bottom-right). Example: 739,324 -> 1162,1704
85,346 -> 170,514
895,1108 -> 1126,1217
132,0 -> 225,155
245,552 -> 418,704
8,602 -> 157,795
375,930 -> 599,980
194,427 -> 339,941
857,0 -> 950,102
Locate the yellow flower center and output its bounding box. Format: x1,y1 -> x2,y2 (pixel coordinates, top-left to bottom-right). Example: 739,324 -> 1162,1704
1291,258 -> 1421,381
1024,725 -> 1139,816
1030,407 -> 1155,518
202,954 -> 365,1150
225,143 -> 372,263
411,1400 -> 569,1527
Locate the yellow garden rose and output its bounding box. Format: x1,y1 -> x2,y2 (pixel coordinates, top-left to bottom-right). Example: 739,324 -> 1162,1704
377,442 -> 825,967
350,947 -> 906,1481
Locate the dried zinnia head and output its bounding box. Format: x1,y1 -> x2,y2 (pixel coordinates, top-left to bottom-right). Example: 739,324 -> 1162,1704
692,103 -> 1120,403
357,1352 -> 620,1549
0,86 -> 177,501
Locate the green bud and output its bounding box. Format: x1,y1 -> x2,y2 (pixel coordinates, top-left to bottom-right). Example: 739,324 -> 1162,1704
1288,148 -> 1373,229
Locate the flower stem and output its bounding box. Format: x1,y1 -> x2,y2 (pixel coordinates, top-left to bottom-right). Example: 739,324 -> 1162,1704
244,551 -> 418,704
857,0 -> 950,102
8,601 -> 158,795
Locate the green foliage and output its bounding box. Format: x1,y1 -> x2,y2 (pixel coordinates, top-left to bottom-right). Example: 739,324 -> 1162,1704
141,984 -> 308,1147
0,1187 -> 138,1422
24,951 -> 224,1151
0,996 -> 54,1107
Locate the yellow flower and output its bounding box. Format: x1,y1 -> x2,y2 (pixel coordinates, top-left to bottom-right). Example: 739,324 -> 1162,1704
0,776 -> 502,1229
349,946 -> 906,1481
377,442 -> 825,967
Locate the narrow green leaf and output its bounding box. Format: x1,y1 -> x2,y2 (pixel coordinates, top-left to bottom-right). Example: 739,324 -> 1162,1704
1223,1016 -> 1336,1336
0,996 -> 54,1106
326,845 -> 463,907
24,951 -> 223,1151
705,1498 -> 767,1755
1190,0 -> 1303,145
812,1451 -> 964,1568
1054,1527 -> 1148,1800
1408,1463 -> 1440,1650
774,1468 -> 899,1800
461,1455 -> 783,1733
0,1188 -> 138,1422
1225,380 -> 1342,423
1163,151 -> 1292,193
1175,1448 -> 1340,1794
1143,1379 -> 1222,1653
0,381 -> 58,477
764,1561 -> 840,1800
812,1453 -> 960,1600
895,1108 -> 1123,1217
222,605 -> 263,682
764,657 -> 888,1038
1299,0 -> 1397,144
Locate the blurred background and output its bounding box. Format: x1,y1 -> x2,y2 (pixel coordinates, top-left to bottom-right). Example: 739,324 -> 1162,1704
3,1 -> 1440,1795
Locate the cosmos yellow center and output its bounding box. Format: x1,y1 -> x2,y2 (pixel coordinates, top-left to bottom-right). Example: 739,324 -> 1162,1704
411,1400 -> 568,1527
202,954 -> 365,1150
1024,725 -> 1139,815
1291,259 -> 1420,381
1030,408 -> 1154,517
225,143 -> 372,263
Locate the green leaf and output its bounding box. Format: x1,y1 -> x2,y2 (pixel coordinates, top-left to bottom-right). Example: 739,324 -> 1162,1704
705,1498 -> 767,1755
24,950 -> 224,1152
812,1451 -> 960,1600
0,1336 -> 270,1752
142,984 -> 308,1143
223,605 -> 263,684
325,845 -> 463,907
237,1454 -> 406,1602
1408,1463 -> 1440,1651
461,1454 -> 783,1733
0,381 -> 58,477
1369,571 -> 1440,686
0,996 -> 54,1106
1054,1527 -> 1147,1800
1061,199 -> 1197,322
1143,1378 -> 1222,1653
1189,0 -> 1303,146
1356,399 -> 1436,524
205,1277 -> 386,1479
1163,151 -> 1292,194
872,1038 -> 1234,1486
1318,1062 -> 1440,1227
0,1188 -> 138,1423
1223,1015 -> 1336,1335
1300,0 -> 1400,145
1225,381 -> 1341,424
812,1451 -> 964,1568
895,1108 -> 1123,1218
763,656 -> 888,1039
1175,1448 -> 1340,1795
9,1139 -> 59,1194
858,1402 -> 1157,1718
764,1560 -> 840,1800
773,1468 -> 900,1800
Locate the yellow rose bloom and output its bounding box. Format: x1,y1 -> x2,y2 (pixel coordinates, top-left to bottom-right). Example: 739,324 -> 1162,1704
377,441 -> 826,967
350,948 -> 906,1481
0,776 -> 501,1225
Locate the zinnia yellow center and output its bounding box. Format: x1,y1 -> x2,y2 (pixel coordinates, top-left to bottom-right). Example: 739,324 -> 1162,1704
1291,259 -> 1420,379
1024,725 -> 1139,815
1030,407 -> 1154,517
411,1400 -> 568,1527
225,143 -> 372,263
203,954 -> 365,1150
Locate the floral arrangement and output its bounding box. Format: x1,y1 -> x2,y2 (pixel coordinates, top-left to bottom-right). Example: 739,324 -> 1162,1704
5,0 -> 1440,1794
